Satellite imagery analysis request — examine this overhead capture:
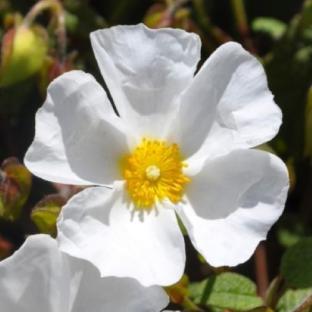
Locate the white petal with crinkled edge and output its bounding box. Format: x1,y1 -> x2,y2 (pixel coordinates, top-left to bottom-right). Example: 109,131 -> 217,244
57,184 -> 186,287
169,42 -> 282,168
0,234 -> 169,312
0,235 -> 68,312
25,70 -> 133,185
90,24 -> 201,137
176,149 -> 289,267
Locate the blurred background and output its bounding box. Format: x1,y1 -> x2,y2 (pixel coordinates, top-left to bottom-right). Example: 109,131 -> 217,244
0,0 -> 312,311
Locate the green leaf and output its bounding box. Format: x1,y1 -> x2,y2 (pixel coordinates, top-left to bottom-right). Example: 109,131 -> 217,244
301,0 -> 312,29
277,288 -> 312,312
281,237 -> 312,288
31,194 -> 65,236
264,1 -> 312,161
277,215 -> 311,248
189,272 -> 263,311
252,17 -> 286,39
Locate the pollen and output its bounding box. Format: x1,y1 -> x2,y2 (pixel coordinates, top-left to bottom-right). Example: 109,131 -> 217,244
121,138 -> 190,211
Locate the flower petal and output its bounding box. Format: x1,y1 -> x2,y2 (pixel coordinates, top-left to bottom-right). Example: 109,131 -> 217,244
25,70 -> 131,185
171,42 -> 282,163
57,184 -> 186,287
70,262 -> 169,312
0,234 -> 169,312
177,149 -> 289,267
90,24 -> 201,137
0,235 -> 67,312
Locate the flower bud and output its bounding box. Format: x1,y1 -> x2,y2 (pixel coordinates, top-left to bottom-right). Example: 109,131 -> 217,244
31,194 -> 65,236
0,25 -> 48,87
0,158 -> 32,220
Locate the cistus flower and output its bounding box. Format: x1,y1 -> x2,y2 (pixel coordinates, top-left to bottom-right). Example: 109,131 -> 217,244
25,24 -> 289,287
0,234 -> 168,312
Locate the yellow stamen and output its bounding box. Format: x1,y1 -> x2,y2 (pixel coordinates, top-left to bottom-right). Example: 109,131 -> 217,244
121,138 -> 190,211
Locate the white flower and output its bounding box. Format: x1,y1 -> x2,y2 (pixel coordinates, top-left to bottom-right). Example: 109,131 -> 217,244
24,24 -> 289,287
0,234 -> 168,312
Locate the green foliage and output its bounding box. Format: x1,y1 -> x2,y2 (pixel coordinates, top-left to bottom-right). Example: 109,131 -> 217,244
189,272 -> 263,311
64,0 -> 107,38
252,17 -> 286,39
277,288 -> 312,312
277,215 -> 312,248
266,1 -> 312,160
31,194 -> 64,236
281,238 -> 312,288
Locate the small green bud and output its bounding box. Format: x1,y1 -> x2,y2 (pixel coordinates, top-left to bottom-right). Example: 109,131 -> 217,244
0,25 -> 48,87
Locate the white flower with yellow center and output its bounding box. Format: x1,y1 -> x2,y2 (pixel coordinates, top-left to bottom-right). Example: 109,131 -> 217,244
25,24 -> 289,287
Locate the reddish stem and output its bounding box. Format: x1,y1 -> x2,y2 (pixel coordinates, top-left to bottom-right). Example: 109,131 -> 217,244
254,243 -> 269,298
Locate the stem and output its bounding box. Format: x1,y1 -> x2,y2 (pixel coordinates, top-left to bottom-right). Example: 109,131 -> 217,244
23,0 -> 59,27
265,275 -> 286,309
55,5 -> 66,65
182,296 -> 204,312
230,0 -> 256,52
200,274 -> 216,306
254,243 -> 269,298
231,0 -> 248,35
23,0 -> 66,65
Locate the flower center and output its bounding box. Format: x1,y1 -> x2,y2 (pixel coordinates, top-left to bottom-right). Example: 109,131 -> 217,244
121,138 -> 190,211
145,165 -> 160,181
